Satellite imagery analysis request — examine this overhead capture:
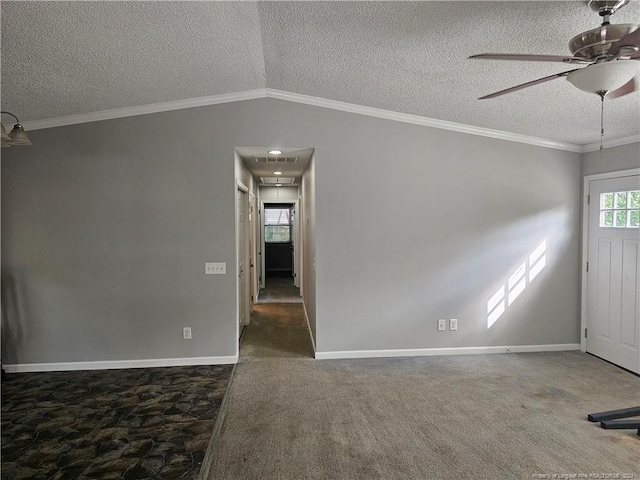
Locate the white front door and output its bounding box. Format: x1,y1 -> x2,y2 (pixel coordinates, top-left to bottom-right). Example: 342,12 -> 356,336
587,174 -> 640,373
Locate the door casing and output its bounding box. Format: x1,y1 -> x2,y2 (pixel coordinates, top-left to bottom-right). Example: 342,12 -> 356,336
236,183 -> 251,339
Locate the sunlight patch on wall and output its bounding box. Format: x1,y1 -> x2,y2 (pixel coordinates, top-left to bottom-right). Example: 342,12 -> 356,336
487,240 -> 547,329
487,286 -> 506,328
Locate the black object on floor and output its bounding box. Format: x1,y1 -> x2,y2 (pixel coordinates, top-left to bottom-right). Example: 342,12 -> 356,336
588,406 -> 640,436
600,419 -> 640,430
587,406 -> 640,422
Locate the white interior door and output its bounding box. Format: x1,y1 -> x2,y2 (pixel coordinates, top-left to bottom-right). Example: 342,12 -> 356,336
587,174 -> 640,373
292,203 -> 298,287
249,193 -> 257,306
237,189 -> 248,336
259,201 -> 265,290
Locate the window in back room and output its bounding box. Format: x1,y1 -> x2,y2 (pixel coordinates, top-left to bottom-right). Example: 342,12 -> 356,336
265,207 -> 292,242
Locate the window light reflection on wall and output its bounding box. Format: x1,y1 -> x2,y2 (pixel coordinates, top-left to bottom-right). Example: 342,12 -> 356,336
487,240 -> 547,329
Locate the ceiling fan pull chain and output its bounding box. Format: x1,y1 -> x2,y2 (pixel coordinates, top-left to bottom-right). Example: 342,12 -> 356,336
598,91 -> 606,153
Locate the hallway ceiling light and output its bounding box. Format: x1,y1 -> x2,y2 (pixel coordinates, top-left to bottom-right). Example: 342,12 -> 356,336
1,111 -> 32,147
273,171 -> 282,175
268,150 -> 282,155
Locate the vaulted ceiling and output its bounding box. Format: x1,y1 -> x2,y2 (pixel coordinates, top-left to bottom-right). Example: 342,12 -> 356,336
2,1 -> 639,148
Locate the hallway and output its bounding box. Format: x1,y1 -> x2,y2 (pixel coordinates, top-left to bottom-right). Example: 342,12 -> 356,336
242,303 -> 314,359
257,275 -> 302,304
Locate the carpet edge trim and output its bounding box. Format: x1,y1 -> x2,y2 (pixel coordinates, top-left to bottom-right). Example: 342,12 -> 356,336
3,355 -> 239,373
315,343 -> 581,360
198,361 -> 239,480
303,302 -> 317,356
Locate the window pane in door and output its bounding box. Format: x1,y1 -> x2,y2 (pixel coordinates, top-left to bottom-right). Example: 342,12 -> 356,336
615,210 -> 627,227
601,210 -> 613,227
615,192 -> 627,209
601,192 -> 614,209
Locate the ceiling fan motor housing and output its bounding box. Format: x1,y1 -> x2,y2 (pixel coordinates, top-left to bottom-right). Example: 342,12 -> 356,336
588,0 -> 631,16
569,23 -> 639,59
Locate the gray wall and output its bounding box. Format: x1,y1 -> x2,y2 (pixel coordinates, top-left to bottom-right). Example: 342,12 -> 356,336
582,142 -> 640,177
234,151 -> 256,194
1,97 -> 582,365
315,120 -> 581,352
259,186 -> 298,203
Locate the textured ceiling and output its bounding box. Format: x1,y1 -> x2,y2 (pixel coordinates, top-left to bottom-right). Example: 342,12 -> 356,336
2,1 -> 639,146
1,1 -> 266,118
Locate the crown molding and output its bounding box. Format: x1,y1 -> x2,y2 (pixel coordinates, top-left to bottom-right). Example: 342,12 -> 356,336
580,134 -> 640,153
265,89 -> 582,153
23,89 -> 268,131
20,87 -> 611,153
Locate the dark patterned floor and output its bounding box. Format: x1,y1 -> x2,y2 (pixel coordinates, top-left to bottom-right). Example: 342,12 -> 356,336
1,364 -> 233,480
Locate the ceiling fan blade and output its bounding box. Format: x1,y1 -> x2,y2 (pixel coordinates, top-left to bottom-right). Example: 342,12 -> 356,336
469,53 -> 591,64
609,28 -> 640,57
478,69 -> 580,100
608,77 -> 637,98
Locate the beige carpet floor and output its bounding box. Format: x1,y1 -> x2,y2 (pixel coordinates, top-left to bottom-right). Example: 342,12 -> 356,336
204,304 -> 640,480
257,277 -> 302,304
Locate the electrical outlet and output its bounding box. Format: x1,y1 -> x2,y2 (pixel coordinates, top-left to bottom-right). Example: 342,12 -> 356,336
182,327 -> 192,340
205,262 -> 226,275
449,318 -> 458,331
437,319 -> 446,331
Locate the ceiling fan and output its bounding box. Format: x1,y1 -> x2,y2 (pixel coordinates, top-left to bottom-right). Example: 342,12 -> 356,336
470,0 -> 640,101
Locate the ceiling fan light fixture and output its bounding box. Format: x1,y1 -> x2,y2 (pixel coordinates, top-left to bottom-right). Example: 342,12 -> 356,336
1,123 -> 12,147
1,111 -> 32,146
566,60 -> 639,94
268,150 -> 282,155
7,123 -> 32,146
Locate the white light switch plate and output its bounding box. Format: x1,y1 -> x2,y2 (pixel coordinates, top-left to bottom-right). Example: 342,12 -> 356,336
437,319 -> 446,331
449,318 -> 458,331
205,262 -> 226,275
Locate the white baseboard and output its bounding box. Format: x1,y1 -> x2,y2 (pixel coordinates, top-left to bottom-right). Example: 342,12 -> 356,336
2,355 -> 238,373
302,302 -> 317,356
315,343 -> 581,360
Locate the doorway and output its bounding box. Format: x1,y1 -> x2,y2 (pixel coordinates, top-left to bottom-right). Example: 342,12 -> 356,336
584,170 -> 640,373
234,146 -> 316,357
259,202 -> 302,303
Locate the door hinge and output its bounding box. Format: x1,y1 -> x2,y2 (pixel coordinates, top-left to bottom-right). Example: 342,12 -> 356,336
587,194 -> 590,205
585,328 -> 588,338
586,262 -> 589,272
